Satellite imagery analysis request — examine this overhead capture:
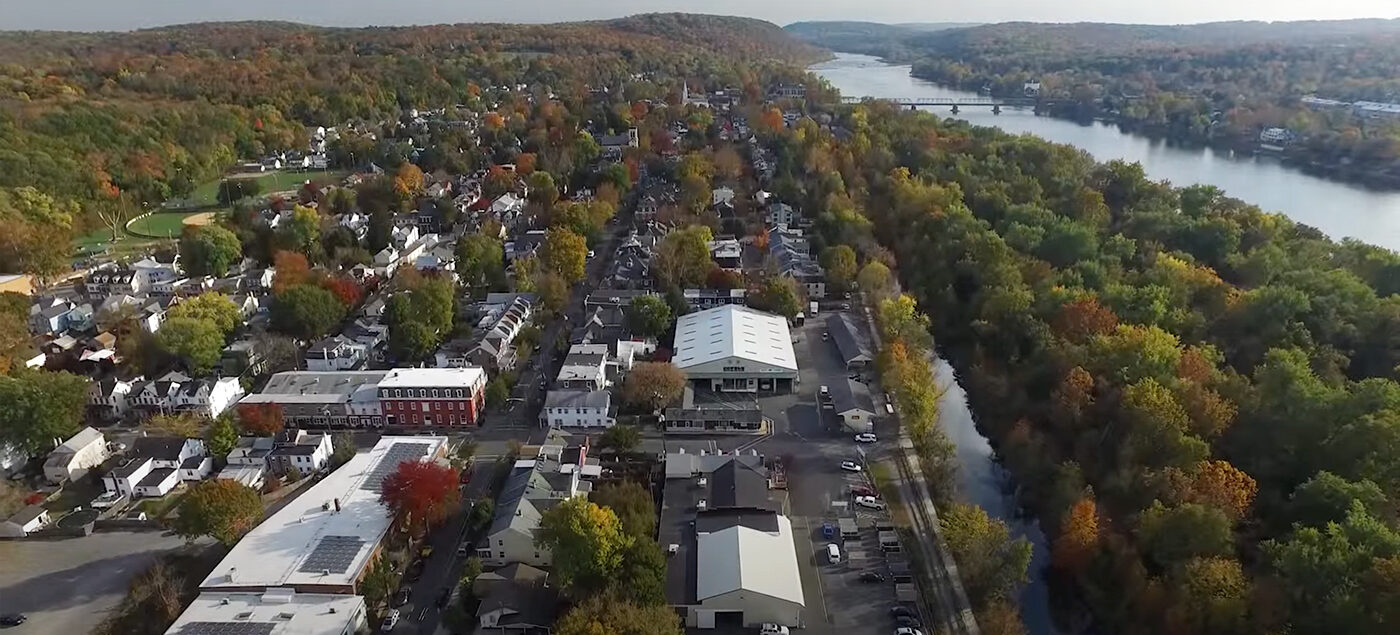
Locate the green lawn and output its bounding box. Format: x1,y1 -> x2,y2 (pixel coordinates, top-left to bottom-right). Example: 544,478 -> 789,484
184,168 -> 353,208
128,211 -> 204,239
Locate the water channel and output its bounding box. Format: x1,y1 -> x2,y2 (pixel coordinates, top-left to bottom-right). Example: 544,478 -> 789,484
812,52 -> 1400,252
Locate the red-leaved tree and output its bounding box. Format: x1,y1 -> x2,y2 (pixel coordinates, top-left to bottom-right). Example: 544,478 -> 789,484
380,460 -> 461,537
236,403 -> 285,437
321,276 -> 364,309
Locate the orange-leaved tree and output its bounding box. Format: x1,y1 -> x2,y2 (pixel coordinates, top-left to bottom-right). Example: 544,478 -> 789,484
380,460 -> 461,537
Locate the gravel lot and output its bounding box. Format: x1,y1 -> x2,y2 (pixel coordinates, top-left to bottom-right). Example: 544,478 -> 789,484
0,531 -> 195,634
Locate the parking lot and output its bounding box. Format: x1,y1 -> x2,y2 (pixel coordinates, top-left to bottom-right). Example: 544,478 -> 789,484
0,531 -> 199,634
734,311 -> 910,635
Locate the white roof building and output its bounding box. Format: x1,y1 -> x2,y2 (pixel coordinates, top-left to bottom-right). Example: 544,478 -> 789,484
199,436 -> 447,594
695,515 -> 805,623
165,589 -> 366,635
673,305 -> 797,393
377,367 -> 487,391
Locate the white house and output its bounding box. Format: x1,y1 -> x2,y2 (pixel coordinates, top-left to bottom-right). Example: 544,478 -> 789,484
103,437 -> 208,499
88,377 -> 138,420
540,391 -> 613,429
673,305 -> 798,393
480,442 -> 595,568
305,335 -> 369,371
172,377 -> 245,418
391,225 -> 420,250
43,427 -> 109,484
712,187 -> 735,208
555,353 -> 607,391
1,505 -> 52,538
267,430 -> 334,475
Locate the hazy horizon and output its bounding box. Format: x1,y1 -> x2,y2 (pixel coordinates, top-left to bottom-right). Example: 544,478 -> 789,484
3,0 -> 1400,33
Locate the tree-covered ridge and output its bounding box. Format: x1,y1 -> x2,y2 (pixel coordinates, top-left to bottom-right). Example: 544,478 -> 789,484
0,14 -> 815,231
764,92 -> 1400,632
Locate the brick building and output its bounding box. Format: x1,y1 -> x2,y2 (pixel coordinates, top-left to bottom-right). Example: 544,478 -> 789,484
377,367 -> 488,427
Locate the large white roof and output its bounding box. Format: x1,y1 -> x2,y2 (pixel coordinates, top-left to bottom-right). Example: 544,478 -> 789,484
696,515 -> 805,606
200,436 -> 446,591
165,590 -> 364,635
673,305 -> 796,372
377,367 -> 485,389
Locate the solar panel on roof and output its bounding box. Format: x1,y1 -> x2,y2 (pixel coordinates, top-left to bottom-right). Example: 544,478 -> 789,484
361,442 -> 431,491
298,534 -> 365,574
177,622 -> 276,635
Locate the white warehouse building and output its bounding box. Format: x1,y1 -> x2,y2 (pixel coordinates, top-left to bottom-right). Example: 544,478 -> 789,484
673,305 -> 798,393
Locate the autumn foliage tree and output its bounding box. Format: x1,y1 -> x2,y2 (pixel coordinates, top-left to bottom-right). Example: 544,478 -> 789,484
380,460 -> 461,537
171,479 -> 264,545
236,403 -> 285,437
1053,497 -> 1100,574
619,362 -> 686,412
1053,297 -> 1120,342
272,250 -> 311,294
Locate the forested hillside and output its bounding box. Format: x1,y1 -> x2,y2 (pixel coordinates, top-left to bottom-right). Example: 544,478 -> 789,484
763,93 -> 1400,634
900,20 -> 1400,186
0,14 -> 815,259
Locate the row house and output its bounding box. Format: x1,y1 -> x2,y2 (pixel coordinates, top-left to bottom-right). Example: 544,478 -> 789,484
378,367 -> 488,427
88,376 -> 139,420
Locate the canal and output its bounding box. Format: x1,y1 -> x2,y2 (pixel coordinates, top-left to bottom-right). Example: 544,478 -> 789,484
812,52 -> 1400,252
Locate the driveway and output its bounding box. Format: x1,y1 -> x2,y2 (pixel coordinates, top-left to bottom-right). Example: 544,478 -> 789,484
0,531 -> 195,634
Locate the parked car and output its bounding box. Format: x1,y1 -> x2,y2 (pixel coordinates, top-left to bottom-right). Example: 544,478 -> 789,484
436,587 -> 452,607
392,587 -> 410,607
854,433 -> 877,443
380,609 -> 400,632
826,543 -> 842,564
894,628 -> 923,635
840,460 -> 863,472
851,484 -> 878,497
821,331 -> 829,341
822,522 -> 836,539
890,606 -> 916,619
856,495 -> 886,510
896,615 -> 923,628
0,614 -> 26,627
760,625 -> 790,635
860,572 -> 887,583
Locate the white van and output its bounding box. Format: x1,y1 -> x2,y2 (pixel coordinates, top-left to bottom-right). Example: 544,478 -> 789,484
826,543 -> 842,564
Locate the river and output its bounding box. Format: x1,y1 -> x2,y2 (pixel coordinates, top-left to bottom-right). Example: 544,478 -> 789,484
812,52 -> 1400,253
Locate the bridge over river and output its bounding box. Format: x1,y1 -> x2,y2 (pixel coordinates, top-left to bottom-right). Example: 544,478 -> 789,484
840,95 -> 1040,113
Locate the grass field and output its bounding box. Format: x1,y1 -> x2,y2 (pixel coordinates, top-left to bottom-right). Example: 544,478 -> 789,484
128,211 -> 205,238
186,168 -> 352,207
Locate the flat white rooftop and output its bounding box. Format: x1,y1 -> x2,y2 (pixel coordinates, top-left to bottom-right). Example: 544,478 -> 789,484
377,367 -> 485,389
673,305 -> 797,372
200,436 -> 446,592
166,590 -> 364,635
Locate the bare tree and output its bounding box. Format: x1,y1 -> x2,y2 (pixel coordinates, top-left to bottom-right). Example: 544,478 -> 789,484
95,196 -> 137,242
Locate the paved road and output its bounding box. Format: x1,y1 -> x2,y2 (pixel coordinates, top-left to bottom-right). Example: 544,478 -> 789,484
393,460 -> 497,634
0,531 -> 202,635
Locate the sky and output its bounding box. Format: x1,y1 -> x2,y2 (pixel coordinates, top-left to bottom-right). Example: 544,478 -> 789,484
3,0 -> 1400,32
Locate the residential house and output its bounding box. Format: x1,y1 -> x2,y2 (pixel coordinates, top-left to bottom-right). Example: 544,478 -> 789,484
709,237 -> 742,269
441,294 -> 534,371
103,437 -> 209,499
830,379 -> 876,433
29,297 -> 75,335
373,247 -> 400,277
266,429 -> 334,476
684,288 -> 746,311
43,427 -> 109,484
766,202 -> 798,227
391,225 -> 420,251
769,227 -> 826,299
0,505 -> 51,538
305,335 -> 369,371
597,128 -> 639,157
480,442 -> 595,567
128,371 -> 191,412
540,390 -> 613,429
555,353 -> 607,391
219,339 -> 266,377
712,187 -> 735,208
473,563 -> 560,634
88,377 -> 138,421
171,377 -> 245,418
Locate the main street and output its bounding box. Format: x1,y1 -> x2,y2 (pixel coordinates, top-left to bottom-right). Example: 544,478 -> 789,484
402,193 -> 637,634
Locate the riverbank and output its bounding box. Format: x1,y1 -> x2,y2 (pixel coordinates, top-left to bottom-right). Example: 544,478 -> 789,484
988,91 -> 1400,191
812,53 -> 1400,251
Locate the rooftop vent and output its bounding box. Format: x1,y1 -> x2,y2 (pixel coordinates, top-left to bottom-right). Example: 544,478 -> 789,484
697,499 -> 707,511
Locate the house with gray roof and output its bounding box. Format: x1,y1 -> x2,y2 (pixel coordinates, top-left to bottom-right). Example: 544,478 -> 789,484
478,443 -> 593,568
